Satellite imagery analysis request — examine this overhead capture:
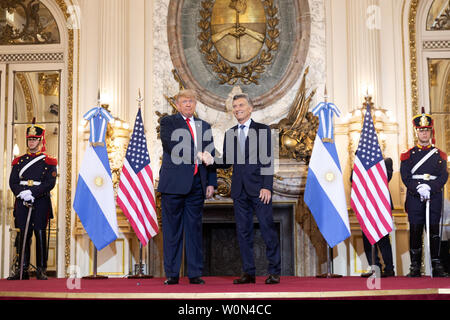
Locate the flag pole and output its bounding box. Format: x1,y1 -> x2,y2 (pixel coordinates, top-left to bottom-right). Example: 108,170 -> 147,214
316,245 -> 343,278
128,242 -> 153,279
370,244 -> 377,275
83,91 -> 108,280
127,89 -> 153,279
83,245 -> 108,279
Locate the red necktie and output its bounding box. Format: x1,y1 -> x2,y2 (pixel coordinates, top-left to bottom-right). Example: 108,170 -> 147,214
186,118 -> 198,175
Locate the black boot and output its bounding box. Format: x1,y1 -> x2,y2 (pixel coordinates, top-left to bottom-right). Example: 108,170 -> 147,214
7,230 -> 31,280
430,225 -> 449,277
35,229 -> 48,280
407,224 -> 423,277
407,249 -> 422,277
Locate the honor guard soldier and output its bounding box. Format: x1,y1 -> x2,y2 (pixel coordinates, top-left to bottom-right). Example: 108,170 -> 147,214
400,110 -> 448,277
7,120 -> 57,280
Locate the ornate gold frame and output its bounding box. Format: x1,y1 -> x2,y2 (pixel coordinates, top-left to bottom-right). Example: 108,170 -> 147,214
167,0 -> 311,111
408,0 -> 419,117
53,0 -> 76,276
198,0 -> 280,85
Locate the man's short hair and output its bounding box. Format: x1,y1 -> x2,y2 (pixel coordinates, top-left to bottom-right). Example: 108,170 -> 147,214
176,89 -> 197,102
232,93 -> 253,107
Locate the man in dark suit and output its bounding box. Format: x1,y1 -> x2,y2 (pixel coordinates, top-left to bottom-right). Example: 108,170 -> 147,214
202,93 -> 281,284
157,89 -> 217,285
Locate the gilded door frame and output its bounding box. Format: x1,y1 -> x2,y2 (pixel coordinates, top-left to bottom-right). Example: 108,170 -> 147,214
0,0 -> 79,278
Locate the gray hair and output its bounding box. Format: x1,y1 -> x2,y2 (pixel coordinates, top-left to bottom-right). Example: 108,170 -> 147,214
232,93 -> 253,107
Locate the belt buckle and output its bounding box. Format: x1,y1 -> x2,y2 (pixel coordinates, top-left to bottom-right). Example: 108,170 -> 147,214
423,174 -> 430,181
27,180 -> 34,186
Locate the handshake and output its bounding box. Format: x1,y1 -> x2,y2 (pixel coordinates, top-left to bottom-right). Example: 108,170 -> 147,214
416,184 -> 430,201
18,190 -> 35,203
197,151 -> 214,166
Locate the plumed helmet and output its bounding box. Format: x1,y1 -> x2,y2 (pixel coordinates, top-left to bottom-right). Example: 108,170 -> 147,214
412,107 -> 435,145
26,118 -> 46,152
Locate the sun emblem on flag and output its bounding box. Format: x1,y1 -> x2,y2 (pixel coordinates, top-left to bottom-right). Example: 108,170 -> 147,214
325,171 -> 335,182
94,176 -> 104,187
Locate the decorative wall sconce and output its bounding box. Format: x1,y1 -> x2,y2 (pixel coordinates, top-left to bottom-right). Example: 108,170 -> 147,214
347,93 -> 393,166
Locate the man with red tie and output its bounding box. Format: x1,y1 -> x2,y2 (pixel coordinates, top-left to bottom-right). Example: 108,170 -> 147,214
158,89 -> 217,285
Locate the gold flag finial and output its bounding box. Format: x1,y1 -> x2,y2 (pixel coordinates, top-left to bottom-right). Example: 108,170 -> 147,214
97,89 -> 101,107
137,89 -> 144,108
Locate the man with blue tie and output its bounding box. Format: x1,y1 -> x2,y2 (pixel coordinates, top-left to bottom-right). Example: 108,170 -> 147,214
158,89 -> 217,285
203,93 -> 281,284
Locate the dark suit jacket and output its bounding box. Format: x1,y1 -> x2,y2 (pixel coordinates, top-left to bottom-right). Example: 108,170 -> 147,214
215,119 -> 274,198
157,113 -> 217,196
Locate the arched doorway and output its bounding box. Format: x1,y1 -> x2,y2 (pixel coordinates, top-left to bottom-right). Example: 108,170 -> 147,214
0,0 -> 79,278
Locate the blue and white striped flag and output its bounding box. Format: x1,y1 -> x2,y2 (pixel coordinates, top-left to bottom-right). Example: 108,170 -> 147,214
304,102 -> 350,248
73,107 -> 119,251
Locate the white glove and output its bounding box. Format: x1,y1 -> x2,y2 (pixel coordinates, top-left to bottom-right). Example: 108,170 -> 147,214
23,193 -> 35,203
18,190 -> 32,200
416,184 -> 430,201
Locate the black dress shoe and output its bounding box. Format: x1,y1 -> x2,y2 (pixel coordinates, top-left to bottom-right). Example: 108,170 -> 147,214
189,277 -> 205,284
381,270 -> 395,278
265,274 -> 280,284
233,273 -> 256,284
36,268 -> 48,280
360,270 -> 374,278
7,272 -> 29,280
164,277 -> 179,285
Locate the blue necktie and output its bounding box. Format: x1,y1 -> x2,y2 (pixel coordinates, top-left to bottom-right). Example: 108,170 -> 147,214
239,124 -> 246,154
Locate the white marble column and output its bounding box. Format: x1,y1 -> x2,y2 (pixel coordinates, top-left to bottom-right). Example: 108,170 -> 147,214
347,0 -> 382,109
98,0 -> 129,120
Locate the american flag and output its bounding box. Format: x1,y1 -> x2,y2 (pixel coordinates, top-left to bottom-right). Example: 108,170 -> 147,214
350,105 -> 393,245
117,109 -> 159,245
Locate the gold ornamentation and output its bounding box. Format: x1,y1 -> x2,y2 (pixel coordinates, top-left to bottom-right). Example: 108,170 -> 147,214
271,67 -> 318,162
51,0 -> 76,277
430,0 -> 450,30
0,0 -> 60,45
408,0 -> 419,116
38,73 -> 60,96
28,126 -> 37,136
419,114 -> 429,127
104,117 -> 131,194
15,73 -> 34,122
198,0 -> 279,85
211,0 -> 266,64
216,167 -> 233,198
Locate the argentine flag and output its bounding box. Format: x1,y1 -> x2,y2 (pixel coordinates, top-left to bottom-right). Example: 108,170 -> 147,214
73,107 -> 119,251
304,102 -> 350,248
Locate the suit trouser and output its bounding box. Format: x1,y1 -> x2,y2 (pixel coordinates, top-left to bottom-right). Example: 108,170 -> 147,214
362,233 -> 394,272
161,174 -> 204,279
233,188 -> 281,276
